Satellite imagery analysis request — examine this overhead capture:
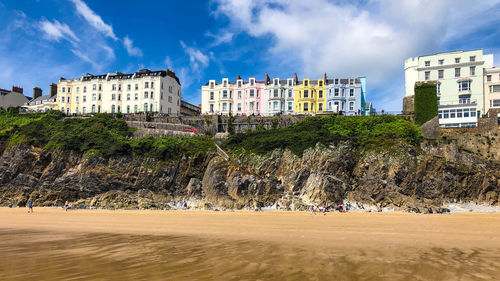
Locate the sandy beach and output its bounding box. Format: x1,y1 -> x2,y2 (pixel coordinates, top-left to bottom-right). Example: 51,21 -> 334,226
1,207 -> 499,280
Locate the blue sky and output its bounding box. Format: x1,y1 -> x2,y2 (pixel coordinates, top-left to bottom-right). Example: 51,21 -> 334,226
1,0 -> 500,111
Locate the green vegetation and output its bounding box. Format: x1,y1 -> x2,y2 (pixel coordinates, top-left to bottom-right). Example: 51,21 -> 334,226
222,115 -> 423,156
0,111 -> 215,160
414,83 -> 438,125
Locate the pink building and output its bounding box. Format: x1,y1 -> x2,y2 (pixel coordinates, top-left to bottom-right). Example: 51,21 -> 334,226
233,76 -> 265,116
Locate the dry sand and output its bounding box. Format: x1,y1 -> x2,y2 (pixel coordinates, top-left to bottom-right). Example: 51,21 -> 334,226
1,207 -> 499,280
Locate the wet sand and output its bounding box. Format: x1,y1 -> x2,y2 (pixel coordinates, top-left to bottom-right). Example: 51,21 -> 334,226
1,208 -> 499,280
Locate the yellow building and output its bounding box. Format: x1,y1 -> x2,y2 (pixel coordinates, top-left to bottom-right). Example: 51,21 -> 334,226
294,77 -> 326,114
57,78 -> 82,115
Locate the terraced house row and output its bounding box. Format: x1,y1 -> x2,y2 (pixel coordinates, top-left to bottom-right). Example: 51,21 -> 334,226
201,73 -> 372,116
55,68 -> 182,116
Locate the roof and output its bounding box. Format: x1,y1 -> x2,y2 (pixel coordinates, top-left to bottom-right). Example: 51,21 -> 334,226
62,68 -> 181,86
27,95 -> 57,105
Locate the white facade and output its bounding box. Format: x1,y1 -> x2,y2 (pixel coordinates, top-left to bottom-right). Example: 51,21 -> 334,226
263,77 -> 295,116
484,67 -> 500,113
405,50 -> 494,127
57,69 -> 181,116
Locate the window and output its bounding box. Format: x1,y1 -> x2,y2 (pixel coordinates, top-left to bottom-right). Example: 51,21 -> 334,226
349,89 -> 354,97
303,103 -> 309,111
459,81 -> 471,91
111,105 -> 115,113
342,89 -> 345,96
319,81 -> 323,87
127,84 -> 131,91
274,79 -> 278,86
249,102 -> 254,110
68,87 -> 71,93
144,103 -> 148,111
92,94 -> 96,101
98,85 -> 101,91
304,80 -> 308,86
319,90 -> 323,98
455,68 -> 461,78
83,96 -> 86,102
168,96 -> 172,103
443,110 -> 449,118
459,95 -> 471,104
112,84 -> 116,91
118,84 -> 122,91
425,71 -> 430,80
98,94 -> 101,101
288,89 -> 292,98
250,89 -> 254,97
457,109 -> 462,118
335,79 -> 339,84
237,103 -> 241,111
168,86 -> 173,93
490,99 -> 500,107
438,59 -> 444,65
470,66 -> 476,76
487,75 -> 492,82
438,70 -> 444,79
238,81 -> 242,87
76,87 -> 80,93
288,80 -> 292,86
151,82 -> 154,88
274,89 -> 278,98
61,96 -> 65,103
350,79 -> 354,85
273,101 -> 278,110
437,83 -> 441,95
83,86 -> 87,93
145,82 -> 149,88
425,61 -> 430,67
167,107 -> 171,114
150,92 -> 153,99
455,58 -> 460,63
304,90 -> 309,98
127,93 -> 130,101
318,103 -> 323,111
334,88 -> 339,97
118,94 -> 121,101
238,91 -> 242,99
161,92 -> 163,99
250,79 -> 254,86
127,105 -> 130,113
135,93 -> 138,100
76,96 -> 79,103
144,92 -> 148,98
450,109 -> 456,118
112,94 -> 116,100
134,105 -> 138,113
62,87 -> 65,93
223,90 -> 228,98
349,101 -> 354,111
463,108 -> 469,117
470,56 -> 475,62
67,97 -> 70,103
135,84 -> 139,90
490,85 -> 500,93
82,107 -> 86,114
210,92 -> 214,100
222,103 -> 227,111
288,102 -> 292,111
93,84 -> 96,90
92,105 -> 95,113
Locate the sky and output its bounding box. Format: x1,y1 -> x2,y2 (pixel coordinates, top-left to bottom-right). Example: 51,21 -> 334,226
1,0 -> 500,112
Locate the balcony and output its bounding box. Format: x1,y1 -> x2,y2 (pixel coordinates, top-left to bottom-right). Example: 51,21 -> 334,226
438,99 -> 477,108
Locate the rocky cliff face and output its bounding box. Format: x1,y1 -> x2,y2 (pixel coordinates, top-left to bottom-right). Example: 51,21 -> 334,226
0,139 -> 498,212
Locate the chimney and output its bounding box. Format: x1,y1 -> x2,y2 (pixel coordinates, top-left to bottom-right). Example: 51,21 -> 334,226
11,86 -> 23,94
265,73 -> 270,85
237,74 -> 242,80
294,73 -> 298,84
324,72 -> 327,83
50,83 -> 58,97
33,87 -> 42,100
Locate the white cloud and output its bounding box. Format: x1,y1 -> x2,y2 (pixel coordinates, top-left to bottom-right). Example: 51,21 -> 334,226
123,36 -> 143,57
70,0 -> 117,40
164,56 -> 173,69
39,19 -> 79,43
71,49 -> 99,69
180,41 -> 210,72
210,0 -> 500,110
205,30 -> 234,47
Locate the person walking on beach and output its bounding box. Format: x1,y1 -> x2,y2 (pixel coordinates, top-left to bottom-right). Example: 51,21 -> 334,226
27,200 -> 33,213
311,205 -> 317,215
64,201 -> 69,212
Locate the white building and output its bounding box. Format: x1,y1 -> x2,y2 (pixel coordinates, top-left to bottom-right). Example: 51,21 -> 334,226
57,68 -> 181,116
405,49 -> 494,127
484,67 -> 500,113
263,75 -> 295,116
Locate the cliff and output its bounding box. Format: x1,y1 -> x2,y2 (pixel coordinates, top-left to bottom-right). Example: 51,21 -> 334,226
1,139 -> 497,212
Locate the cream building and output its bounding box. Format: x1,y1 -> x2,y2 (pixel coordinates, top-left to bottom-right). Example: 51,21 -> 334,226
405,50 -> 494,127
484,67 -> 500,113
24,95 -> 58,112
57,68 -> 181,116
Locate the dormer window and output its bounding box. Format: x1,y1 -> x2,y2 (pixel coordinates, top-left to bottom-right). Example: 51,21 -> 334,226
350,79 -> 354,85
250,79 -> 254,86
470,56 -> 476,62
455,57 -> 460,63
335,79 -> 339,85
210,82 -> 214,89
288,80 -> 292,87
238,81 -> 242,87
304,80 -> 308,86
223,80 -> 227,87
425,61 -> 430,67
274,79 -> 278,86
319,81 -> 323,87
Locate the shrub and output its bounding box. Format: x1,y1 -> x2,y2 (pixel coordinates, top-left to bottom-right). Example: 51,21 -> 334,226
414,83 -> 438,125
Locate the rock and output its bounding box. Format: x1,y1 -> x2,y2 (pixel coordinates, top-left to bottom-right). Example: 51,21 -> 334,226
420,116 -> 440,139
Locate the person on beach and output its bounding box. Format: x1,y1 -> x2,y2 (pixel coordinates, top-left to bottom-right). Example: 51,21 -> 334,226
64,201 -> 69,211
27,201 -> 33,213
310,205 -> 317,215
323,205 -> 327,215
